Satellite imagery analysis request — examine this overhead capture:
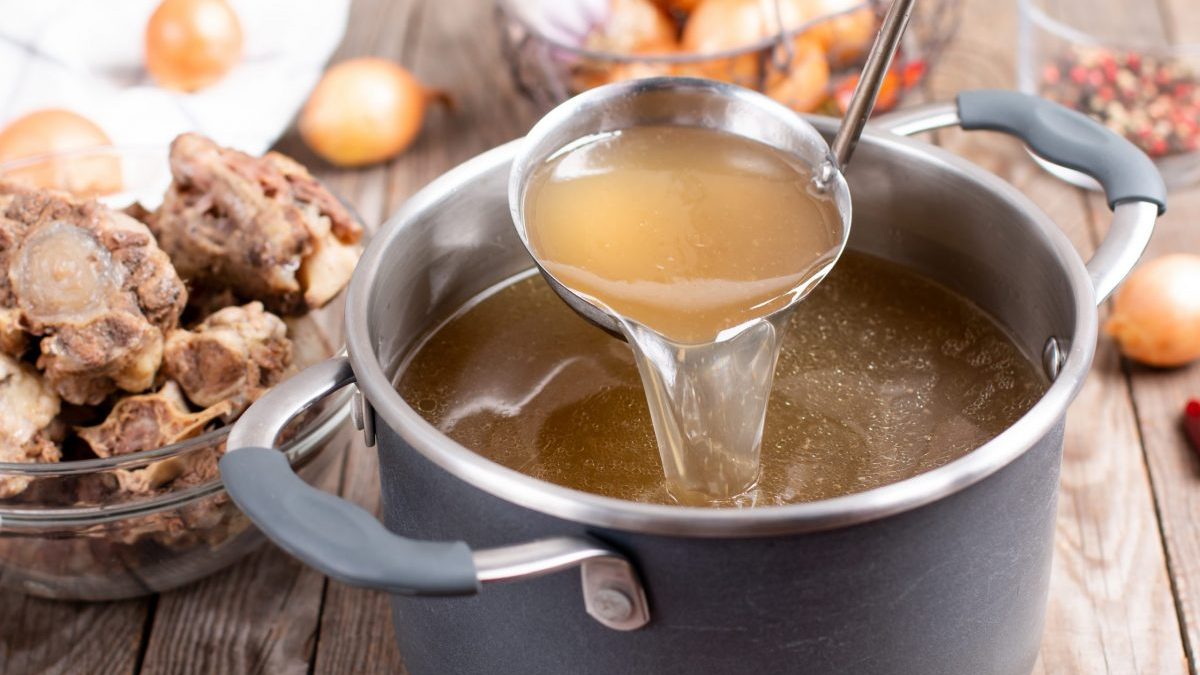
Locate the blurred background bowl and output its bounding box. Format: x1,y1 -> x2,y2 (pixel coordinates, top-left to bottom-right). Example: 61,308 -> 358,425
0,146 -> 352,601
1018,0 -> 1200,189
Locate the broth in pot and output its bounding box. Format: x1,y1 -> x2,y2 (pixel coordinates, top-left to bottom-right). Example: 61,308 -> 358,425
397,252 -> 1046,507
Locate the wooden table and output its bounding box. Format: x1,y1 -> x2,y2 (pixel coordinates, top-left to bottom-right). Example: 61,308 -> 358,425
3,0 -> 1199,672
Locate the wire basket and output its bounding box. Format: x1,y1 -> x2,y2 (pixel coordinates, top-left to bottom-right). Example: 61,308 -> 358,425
497,0 -> 963,113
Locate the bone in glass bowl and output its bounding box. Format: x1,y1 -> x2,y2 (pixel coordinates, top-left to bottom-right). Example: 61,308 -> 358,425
0,146 -> 352,601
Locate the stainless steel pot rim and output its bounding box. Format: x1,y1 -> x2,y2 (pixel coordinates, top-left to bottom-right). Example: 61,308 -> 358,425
346,125 -> 1098,538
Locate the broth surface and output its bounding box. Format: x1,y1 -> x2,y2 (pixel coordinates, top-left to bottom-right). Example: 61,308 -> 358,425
397,252 -> 1047,506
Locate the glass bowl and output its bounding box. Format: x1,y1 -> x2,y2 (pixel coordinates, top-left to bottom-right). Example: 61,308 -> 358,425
1018,0 -> 1200,189
0,146 -> 353,601
496,0 -> 963,113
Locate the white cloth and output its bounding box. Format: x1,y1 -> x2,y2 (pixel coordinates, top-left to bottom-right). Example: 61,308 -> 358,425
0,0 -> 349,155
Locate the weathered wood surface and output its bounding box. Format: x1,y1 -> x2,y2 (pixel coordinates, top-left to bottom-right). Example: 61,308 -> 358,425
1119,3 -> 1200,672
929,1 -> 1190,673
2,0 -> 1198,673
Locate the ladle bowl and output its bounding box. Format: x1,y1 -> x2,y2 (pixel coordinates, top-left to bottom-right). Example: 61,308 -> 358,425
508,77 -> 854,338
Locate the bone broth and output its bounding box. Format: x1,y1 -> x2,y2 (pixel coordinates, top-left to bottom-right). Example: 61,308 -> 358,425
524,126 -> 841,343
397,253 -> 1046,507
522,126 -> 844,504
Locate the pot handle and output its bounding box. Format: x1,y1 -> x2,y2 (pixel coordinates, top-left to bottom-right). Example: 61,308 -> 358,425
874,89 -> 1166,303
220,357 -> 650,630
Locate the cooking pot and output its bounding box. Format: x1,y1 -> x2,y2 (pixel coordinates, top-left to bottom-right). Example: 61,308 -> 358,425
220,88 -> 1165,675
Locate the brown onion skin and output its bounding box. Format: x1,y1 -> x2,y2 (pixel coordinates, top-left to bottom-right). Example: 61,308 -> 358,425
1105,254 -> 1200,368
764,37 -> 830,112
145,0 -> 244,92
0,109 -> 121,195
299,58 -> 439,168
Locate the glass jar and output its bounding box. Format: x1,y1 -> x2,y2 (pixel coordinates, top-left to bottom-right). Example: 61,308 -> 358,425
1018,0 -> 1200,188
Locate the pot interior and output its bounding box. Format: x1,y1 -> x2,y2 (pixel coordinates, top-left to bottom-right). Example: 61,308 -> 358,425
348,119 -> 1095,531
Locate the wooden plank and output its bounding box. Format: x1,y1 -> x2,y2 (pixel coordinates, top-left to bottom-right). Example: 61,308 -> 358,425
0,595 -> 146,675
1090,0 -> 1200,671
296,0 -> 423,672
309,445 -> 406,675
926,0 -> 1188,672
304,0 -> 426,668
137,541 -> 326,675
382,0 -> 540,213
137,432 -> 349,675
1104,185 -> 1200,674
313,0 -> 542,671
1114,0 -> 1200,659
137,0 -> 418,671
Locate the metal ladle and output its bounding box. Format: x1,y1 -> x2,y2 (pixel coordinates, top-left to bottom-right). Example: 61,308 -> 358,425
822,0 -> 916,182
509,0 -> 916,336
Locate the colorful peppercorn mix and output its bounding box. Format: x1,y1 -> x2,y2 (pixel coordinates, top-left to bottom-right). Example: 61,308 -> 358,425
1040,45 -> 1200,158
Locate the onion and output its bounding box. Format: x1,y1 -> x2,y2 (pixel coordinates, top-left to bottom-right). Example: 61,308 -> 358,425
586,0 -> 678,54
655,0 -> 702,12
300,58 -> 447,168
578,55 -> 679,90
797,0 -> 876,64
1105,254 -> 1200,367
0,109 -> 121,196
832,66 -> 900,113
681,0 -> 820,86
683,0 -> 786,53
145,0 -> 243,92
764,37 -> 830,112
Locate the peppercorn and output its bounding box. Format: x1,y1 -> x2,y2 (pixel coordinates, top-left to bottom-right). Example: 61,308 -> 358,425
1186,399 -> 1200,456
1039,45 -> 1200,158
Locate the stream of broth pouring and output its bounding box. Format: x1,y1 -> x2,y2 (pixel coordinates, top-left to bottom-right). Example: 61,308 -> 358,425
523,126 -> 842,505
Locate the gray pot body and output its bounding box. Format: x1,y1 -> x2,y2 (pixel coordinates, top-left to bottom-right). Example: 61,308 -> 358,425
379,419 -> 1062,675
351,118 -> 1095,674
219,90 -> 1162,675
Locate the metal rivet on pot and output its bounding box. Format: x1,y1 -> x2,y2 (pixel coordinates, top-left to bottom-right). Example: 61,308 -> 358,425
351,389 -> 365,431
351,388 -> 377,447
581,558 -> 650,630
590,588 -> 635,623
1042,337 -> 1065,381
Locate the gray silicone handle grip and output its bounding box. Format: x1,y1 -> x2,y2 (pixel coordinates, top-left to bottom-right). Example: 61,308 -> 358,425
220,447 -> 480,596
957,90 -> 1167,215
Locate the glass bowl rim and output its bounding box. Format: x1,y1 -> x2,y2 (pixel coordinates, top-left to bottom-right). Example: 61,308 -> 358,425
495,0 -> 878,64
0,144 -> 352,507
0,143 -> 168,174
0,396 -> 349,527
1023,0 -> 1200,57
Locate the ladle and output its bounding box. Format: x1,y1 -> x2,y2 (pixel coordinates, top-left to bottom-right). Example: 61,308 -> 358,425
507,0 -> 916,503
509,0 -> 916,336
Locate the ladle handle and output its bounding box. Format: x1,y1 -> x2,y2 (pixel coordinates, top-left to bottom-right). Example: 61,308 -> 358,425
220,357 -> 649,630
828,0 -> 915,170
875,90 -> 1166,303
